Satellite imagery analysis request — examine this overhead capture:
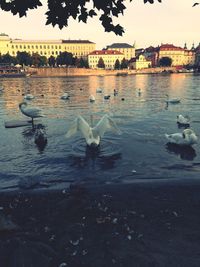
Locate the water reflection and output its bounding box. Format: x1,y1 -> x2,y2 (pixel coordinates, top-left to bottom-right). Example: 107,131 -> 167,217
70,139 -> 121,170
165,143 -> 196,161
22,123 -> 48,152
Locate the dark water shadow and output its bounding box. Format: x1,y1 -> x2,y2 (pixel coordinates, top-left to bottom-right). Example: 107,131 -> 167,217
22,123 -> 48,153
69,139 -> 121,170
165,143 -> 196,161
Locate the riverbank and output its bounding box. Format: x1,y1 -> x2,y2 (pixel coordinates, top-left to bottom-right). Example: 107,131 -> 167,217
1,181 -> 200,266
25,66 -> 185,77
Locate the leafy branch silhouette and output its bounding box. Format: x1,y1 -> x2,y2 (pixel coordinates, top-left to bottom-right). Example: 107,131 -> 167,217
0,0 -> 161,35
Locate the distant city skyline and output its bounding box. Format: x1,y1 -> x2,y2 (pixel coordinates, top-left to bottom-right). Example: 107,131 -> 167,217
0,0 -> 199,49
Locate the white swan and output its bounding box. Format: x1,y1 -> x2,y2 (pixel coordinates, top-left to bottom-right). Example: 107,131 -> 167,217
0,86 -> 4,92
165,128 -> 197,146
96,88 -> 102,93
65,114 -> 121,147
61,93 -> 70,100
165,94 -> 180,104
177,114 -> 190,126
24,94 -> 35,100
89,95 -> 95,102
19,102 -> 44,124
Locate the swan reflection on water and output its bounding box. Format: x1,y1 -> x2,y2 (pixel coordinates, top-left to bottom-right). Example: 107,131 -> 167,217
165,143 -> 196,161
22,124 -> 48,152
69,138 -> 121,170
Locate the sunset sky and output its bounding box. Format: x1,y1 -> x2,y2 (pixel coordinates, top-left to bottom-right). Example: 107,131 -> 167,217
0,0 -> 199,49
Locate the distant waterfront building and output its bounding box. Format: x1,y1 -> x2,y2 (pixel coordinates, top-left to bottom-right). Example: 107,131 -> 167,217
88,50 -> 124,69
106,43 -> 135,60
158,44 -> 195,66
129,54 -> 152,70
0,33 -> 95,59
194,43 -> 200,67
143,46 -> 159,67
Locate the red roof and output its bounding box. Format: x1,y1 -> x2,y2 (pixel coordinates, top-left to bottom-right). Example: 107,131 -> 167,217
159,44 -> 184,51
89,50 -> 123,55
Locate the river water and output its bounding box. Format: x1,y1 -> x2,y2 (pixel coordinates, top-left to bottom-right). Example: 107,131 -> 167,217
0,73 -> 200,191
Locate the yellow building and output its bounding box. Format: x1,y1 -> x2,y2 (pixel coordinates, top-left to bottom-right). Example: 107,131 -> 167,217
158,44 -> 195,66
129,55 -> 151,70
0,33 -> 95,59
106,43 -> 135,60
88,50 -> 124,69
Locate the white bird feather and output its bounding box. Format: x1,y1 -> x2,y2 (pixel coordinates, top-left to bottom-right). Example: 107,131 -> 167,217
165,128 -> 197,146
65,114 -> 121,146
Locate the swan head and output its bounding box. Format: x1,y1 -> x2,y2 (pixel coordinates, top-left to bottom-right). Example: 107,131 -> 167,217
183,129 -> 198,143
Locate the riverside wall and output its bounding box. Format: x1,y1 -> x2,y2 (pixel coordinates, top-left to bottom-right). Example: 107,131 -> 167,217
26,67 -> 178,77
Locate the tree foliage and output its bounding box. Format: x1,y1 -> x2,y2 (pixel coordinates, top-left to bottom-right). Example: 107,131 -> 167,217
97,57 -> 105,68
159,57 -> 172,67
114,59 -> 120,69
120,58 -> 128,69
0,0 -> 161,35
16,51 -> 32,66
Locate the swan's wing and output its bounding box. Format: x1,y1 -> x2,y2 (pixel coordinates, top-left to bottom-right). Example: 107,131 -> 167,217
165,133 -> 184,144
25,107 -> 44,117
93,115 -> 121,138
65,116 -> 90,139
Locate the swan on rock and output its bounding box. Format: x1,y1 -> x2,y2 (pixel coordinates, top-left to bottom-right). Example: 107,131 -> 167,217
65,114 -> 121,147
165,128 -> 197,146
19,102 -> 44,125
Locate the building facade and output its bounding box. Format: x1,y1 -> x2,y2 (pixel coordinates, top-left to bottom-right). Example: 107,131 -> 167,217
88,50 -> 124,69
106,43 -> 135,60
158,44 -> 195,66
129,54 -> 152,70
0,33 -> 95,59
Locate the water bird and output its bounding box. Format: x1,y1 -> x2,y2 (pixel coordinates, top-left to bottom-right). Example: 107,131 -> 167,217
104,95 -> 111,100
137,88 -> 141,96
114,89 -> 118,96
60,93 -> 70,100
121,98 -> 125,101
89,95 -> 95,102
165,128 -> 197,146
65,114 -> 121,147
165,94 -> 180,104
24,94 -> 35,100
34,125 -> 47,151
96,88 -> 102,93
177,115 -> 190,127
0,86 -> 4,92
19,102 -> 44,125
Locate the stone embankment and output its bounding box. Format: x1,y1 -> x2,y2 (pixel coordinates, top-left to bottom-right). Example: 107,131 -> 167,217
26,66 -> 179,77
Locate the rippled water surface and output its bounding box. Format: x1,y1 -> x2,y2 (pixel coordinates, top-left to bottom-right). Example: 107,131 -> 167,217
1,73 -> 200,191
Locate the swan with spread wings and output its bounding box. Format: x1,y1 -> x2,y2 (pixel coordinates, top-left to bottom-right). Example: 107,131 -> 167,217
65,115 -> 121,147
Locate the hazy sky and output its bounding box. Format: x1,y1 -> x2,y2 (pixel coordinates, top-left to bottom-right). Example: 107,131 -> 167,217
0,0 -> 199,49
